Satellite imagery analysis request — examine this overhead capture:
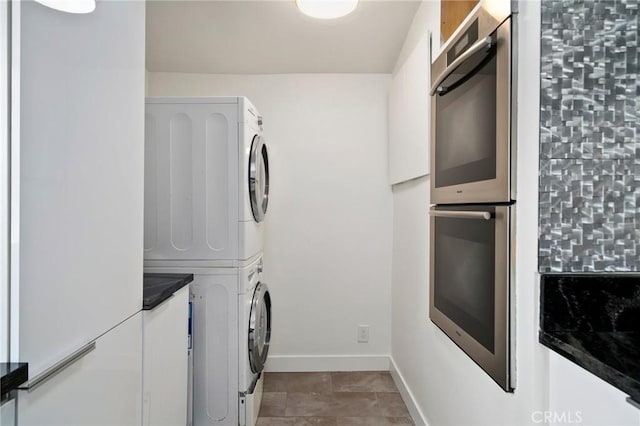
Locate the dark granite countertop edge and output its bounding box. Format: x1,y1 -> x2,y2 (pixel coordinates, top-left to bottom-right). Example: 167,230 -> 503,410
1,363 -> 28,399
539,331 -> 640,403
142,274 -> 193,311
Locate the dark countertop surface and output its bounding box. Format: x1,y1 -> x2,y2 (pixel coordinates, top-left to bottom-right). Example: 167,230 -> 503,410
540,274 -> 640,404
1,362 -> 28,399
143,273 -> 193,310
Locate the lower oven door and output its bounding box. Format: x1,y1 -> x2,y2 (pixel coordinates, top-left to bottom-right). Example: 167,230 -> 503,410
429,204 -> 512,391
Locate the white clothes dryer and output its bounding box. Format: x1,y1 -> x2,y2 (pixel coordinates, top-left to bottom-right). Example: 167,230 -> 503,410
144,97 -> 270,266
144,255 -> 271,426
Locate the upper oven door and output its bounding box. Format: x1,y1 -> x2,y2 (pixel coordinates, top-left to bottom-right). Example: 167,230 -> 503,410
430,15 -> 512,204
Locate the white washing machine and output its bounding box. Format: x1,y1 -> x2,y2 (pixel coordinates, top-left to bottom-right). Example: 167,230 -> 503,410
144,97 -> 270,266
144,256 -> 271,426
237,259 -> 271,426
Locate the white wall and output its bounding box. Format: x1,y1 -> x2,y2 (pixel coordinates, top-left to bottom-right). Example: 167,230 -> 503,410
148,72 -> 394,370
391,1 -> 640,425
390,1 -> 550,425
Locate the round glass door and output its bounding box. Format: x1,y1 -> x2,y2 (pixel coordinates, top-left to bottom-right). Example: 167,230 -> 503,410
248,282 -> 271,373
249,135 -> 269,222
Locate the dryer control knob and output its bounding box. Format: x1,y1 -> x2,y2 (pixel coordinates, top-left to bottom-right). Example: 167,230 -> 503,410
257,116 -> 263,127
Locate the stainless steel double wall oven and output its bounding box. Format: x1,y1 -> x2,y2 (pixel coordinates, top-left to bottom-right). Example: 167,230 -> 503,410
429,0 -> 515,391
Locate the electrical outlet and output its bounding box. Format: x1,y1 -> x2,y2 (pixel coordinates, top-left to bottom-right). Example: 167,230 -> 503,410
357,325 -> 369,343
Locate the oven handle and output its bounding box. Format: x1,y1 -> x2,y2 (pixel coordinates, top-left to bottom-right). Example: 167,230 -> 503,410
430,36 -> 494,96
429,210 -> 492,220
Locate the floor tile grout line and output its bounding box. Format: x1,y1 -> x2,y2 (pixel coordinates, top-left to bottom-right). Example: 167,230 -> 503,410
283,390 -> 289,417
374,391 -> 379,417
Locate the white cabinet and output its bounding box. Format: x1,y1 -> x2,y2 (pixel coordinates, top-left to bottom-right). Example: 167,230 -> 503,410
1,397 -> 16,426
17,313 -> 143,426
388,30 -> 432,185
16,0 -> 145,373
142,286 -> 189,426
12,0 -> 146,424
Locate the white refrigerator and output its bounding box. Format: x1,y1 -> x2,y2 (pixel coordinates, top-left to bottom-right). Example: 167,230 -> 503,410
12,1 -> 146,424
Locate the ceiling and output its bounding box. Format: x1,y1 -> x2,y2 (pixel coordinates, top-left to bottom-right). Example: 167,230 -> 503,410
145,0 -> 421,74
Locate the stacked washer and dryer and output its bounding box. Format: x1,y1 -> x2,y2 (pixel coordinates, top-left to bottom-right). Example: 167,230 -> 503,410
143,97 -> 272,426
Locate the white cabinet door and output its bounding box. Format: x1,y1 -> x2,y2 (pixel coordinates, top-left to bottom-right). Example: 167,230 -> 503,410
17,313 -> 143,426
388,30 -> 432,185
17,0 -> 145,374
142,286 -> 189,426
1,397 -> 16,426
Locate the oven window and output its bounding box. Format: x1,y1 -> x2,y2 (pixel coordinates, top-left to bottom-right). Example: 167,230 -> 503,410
434,55 -> 497,188
433,210 -> 495,353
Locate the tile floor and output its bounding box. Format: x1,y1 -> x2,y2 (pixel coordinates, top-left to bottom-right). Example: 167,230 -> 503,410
257,371 -> 414,426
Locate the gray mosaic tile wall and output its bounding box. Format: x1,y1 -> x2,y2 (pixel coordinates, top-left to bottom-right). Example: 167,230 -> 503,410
539,0 -> 640,272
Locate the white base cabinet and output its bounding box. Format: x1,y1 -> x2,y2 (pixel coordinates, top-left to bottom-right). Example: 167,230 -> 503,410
17,313 -> 143,426
142,286 -> 189,426
1,397 -> 16,426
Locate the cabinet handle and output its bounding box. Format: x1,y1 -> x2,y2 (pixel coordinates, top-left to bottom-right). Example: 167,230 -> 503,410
18,341 -> 96,392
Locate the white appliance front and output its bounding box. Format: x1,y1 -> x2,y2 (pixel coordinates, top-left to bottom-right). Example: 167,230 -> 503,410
144,255 -> 270,426
144,97 -> 268,265
191,269 -> 239,426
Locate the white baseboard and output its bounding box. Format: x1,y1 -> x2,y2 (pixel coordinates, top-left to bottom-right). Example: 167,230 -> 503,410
264,355 -> 390,372
389,356 -> 429,426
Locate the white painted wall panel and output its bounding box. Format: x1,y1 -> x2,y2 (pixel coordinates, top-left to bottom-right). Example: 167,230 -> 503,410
148,73 -> 393,368
18,0 -> 144,374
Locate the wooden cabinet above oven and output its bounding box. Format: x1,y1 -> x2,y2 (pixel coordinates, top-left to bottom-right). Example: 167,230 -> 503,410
441,0 -> 479,43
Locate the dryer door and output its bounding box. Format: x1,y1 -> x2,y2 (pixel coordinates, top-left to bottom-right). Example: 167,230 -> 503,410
249,135 -> 269,223
248,282 -> 271,373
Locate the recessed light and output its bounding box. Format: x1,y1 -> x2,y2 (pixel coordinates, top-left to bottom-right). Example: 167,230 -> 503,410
296,0 -> 358,19
34,0 -> 96,14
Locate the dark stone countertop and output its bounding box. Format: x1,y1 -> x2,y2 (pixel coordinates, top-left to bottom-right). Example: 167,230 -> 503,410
143,273 -> 193,310
1,362 -> 28,399
540,274 -> 640,404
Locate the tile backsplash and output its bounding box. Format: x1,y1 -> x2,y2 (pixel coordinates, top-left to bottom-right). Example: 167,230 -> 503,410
539,0 -> 640,272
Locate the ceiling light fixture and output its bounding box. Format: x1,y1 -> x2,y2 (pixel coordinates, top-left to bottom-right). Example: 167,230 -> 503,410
34,0 -> 96,14
296,0 -> 358,19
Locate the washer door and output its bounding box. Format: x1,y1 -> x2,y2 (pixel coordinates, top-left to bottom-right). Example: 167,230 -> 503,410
249,135 -> 269,222
248,282 -> 272,373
